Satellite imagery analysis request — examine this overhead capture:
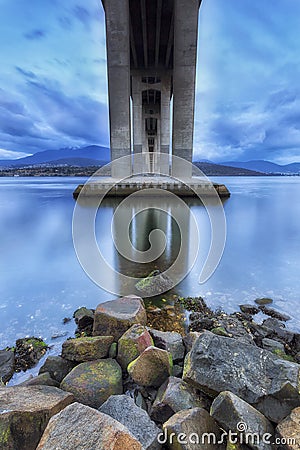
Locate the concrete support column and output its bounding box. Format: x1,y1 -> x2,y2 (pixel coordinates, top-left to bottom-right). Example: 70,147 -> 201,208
160,76 -> 171,175
172,0 -> 200,178
132,76 -> 143,174
103,0 -> 131,178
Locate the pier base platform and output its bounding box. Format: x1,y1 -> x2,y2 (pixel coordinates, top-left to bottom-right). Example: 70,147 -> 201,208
73,176 -> 230,199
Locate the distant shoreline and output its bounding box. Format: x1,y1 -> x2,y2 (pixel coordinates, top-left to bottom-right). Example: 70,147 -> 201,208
0,164 -> 298,178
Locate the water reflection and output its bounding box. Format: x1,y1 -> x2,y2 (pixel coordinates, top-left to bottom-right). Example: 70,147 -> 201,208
76,194 -> 198,297
1,176 -> 300,355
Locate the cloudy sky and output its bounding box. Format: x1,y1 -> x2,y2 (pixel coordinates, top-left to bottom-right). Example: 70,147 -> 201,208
1,0 -> 300,163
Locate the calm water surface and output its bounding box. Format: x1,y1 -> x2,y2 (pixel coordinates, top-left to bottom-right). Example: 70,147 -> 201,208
1,176 -> 300,379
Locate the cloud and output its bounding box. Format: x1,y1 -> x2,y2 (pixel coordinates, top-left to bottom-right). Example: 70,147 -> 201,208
23,29 -> 47,40
25,78 -> 109,142
0,148 -> 32,160
73,5 -> 91,27
15,67 -> 37,80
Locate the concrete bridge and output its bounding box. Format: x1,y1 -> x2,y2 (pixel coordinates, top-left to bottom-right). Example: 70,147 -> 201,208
101,0 -> 201,178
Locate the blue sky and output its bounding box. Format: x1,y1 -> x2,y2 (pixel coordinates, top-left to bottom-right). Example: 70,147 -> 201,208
1,0 -> 300,163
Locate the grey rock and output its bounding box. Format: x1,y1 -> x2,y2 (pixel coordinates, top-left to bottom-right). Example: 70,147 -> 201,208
93,295 -> 147,340
151,376 -> 210,423
262,318 -> 294,344
0,349 -> 14,383
262,338 -> 285,353
183,331 -> 300,423
61,335 -> 114,362
172,364 -> 183,377
60,359 -> 122,408
183,332 -> 201,353
276,406 -> 300,449
18,372 -> 59,388
128,346 -> 172,387
135,270 -> 173,296
0,385 -> 74,450
99,394 -> 161,450
211,391 -> 275,450
73,307 -> 94,331
39,356 -> 76,383
37,402 -> 142,449
149,329 -> 185,362
259,306 -> 291,322
239,304 -> 260,315
162,407 -> 222,450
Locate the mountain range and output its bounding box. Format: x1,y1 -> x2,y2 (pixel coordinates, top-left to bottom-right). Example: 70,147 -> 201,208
221,160 -> 300,174
0,146 -> 299,175
0,145 -> 110,167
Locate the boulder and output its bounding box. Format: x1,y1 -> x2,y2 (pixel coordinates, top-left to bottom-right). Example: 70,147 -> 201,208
0,385 -> 73,450
62,336 -> 114,362
162,407 -> 222,450
262,318 -> 294,344
276,406 -> 300,449
37,402 -> 142,449
172,364 -> 183,378
99,394 -> 161,450
183,332 -> 201,353
261,338 -> 285,353
93,295 -> 147,340
0,349 -> 14,383
151,376 -> 209,423
259,306 -> 291,322
18,372 -> 59,387
255,298 -> 273,306
73,307 -> 94,334
60,359 -> 122,408
211,391 -> 274,450
14,337 -> 48,371
149,329 -> 185,362
39,356 -> 76,383
117,324 -> 153,370
239,304 -> 259,315
128,346 -> 172,387
109,342 -> 117,358
183,331 -> 300,423
135,270 -> 173,296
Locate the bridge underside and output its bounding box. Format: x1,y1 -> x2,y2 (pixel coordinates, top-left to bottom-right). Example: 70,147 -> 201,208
102,0 -> 201,178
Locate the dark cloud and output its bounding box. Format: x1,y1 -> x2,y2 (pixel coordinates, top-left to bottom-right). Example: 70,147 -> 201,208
0,89 -> 26,116
25,78 -> 108,143
73,5 -> 91,27
15,66 -> 37,80
23,29 -> 47,40
58,16 -> 73,30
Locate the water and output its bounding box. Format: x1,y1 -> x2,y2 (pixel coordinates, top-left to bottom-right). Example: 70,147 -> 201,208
1,176 -> 300,372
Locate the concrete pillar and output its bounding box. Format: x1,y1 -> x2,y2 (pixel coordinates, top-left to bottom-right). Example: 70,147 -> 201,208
160,76 -> 171,175
103,0 -> 131,178
132,76 -> 143,174
172,0 -> 200,178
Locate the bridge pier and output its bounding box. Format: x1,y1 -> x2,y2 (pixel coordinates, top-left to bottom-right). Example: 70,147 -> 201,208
104,0 -> 131,178
102,0 -> 201,178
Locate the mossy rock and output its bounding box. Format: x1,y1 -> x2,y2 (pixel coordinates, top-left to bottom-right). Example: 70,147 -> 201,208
60,359 -> 122,408
62,336 -> 114,362
127,346 -> 172,387
0,385 -> 73,450
15,337 -> 48,372
117,324 -> 153,370
211,326 -> 230,337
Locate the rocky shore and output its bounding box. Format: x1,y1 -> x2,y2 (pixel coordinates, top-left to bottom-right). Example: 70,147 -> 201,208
0,294 -> 300,449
